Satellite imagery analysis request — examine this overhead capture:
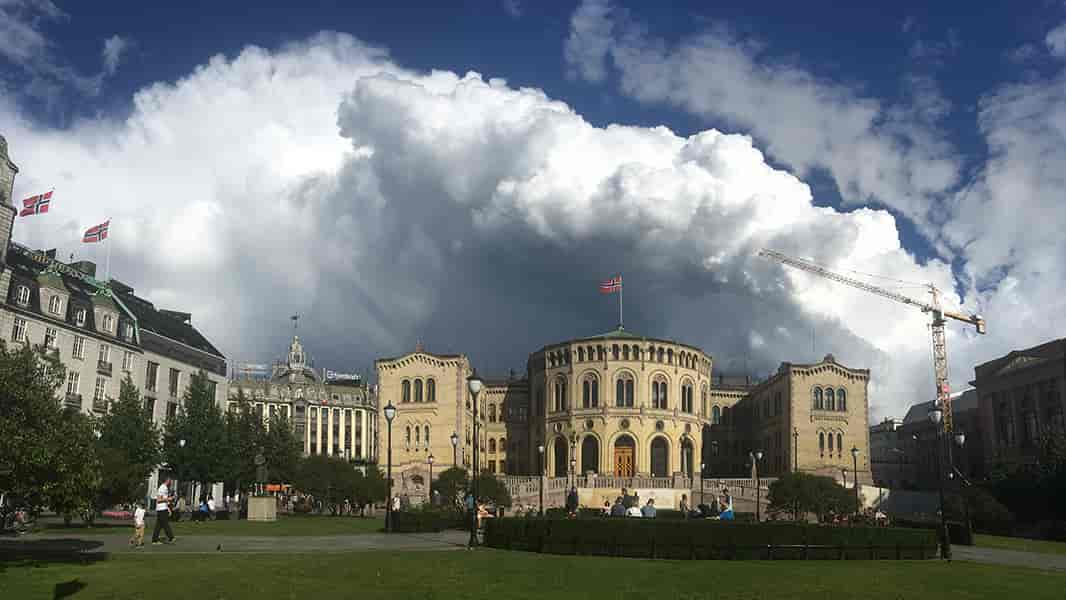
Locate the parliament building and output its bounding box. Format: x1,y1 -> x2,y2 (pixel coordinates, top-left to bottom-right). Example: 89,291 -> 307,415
377,327 -> 872,496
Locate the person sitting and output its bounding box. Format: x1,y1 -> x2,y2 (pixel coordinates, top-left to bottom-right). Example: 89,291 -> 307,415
602,500 -> 611,517
610,497 -> 626,517
679,494 -> 689,518
626,504 -> 643,518
718,488 -> 734,521
640,499 -> 657,518
565,486 -> 579,517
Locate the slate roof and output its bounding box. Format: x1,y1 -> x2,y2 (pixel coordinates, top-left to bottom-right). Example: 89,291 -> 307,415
117,291 -> 223,358
901,389 -> 977,425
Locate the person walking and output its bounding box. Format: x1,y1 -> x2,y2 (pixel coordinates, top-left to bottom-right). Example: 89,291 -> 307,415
207,496 -> 216,520
151,478 -> 176,545
679,494 -> 690,518
129,503 -> 146,548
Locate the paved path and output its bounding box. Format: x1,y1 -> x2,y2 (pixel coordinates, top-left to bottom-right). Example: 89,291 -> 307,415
0,530 -> 471,557
953,545 -> 1066,571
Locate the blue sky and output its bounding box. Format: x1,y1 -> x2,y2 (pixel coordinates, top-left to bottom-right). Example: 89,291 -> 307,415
2,1 -> 1065,418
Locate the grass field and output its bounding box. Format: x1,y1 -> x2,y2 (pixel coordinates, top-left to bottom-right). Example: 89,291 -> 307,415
37,514 -> 384,537
3,549 -> 1066,599
976,534 -> 1066,556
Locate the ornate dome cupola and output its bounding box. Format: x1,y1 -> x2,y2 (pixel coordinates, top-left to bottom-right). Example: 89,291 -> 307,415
288,335 -> 306,370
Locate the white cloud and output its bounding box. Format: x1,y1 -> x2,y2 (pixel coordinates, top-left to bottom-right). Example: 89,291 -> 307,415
0,29 -> 1035,422
102,35 -> 131,75
1047,23 -> 1066,57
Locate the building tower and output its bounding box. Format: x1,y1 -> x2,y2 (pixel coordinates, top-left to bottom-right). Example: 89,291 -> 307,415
0,134 -> 20,299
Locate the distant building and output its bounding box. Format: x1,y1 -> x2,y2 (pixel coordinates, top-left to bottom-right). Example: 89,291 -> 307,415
974,338 -> 1065,472
869,418 -> 903,487
229,335 -> 377,462
897,388 -> 981,490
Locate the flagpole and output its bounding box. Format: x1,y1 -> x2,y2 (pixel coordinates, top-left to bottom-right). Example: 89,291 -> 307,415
619,275 -> 623,329
105,218 -> 112,283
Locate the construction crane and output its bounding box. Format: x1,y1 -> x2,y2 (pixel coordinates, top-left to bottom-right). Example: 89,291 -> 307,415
758,248 -> 986,432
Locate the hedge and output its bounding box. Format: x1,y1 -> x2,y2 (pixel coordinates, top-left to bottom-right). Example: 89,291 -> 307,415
390,510 -> 467,533
483,519 -> 938,560
891,518 -> 973,546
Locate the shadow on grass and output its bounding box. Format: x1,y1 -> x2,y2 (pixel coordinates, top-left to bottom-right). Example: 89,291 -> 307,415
0,538 -> 109,571
53,578 -> 88,599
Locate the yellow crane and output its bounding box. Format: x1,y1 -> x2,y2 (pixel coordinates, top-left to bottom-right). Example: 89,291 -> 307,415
758,249 -> 986,432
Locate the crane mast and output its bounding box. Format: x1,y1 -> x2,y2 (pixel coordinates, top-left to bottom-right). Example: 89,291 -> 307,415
758,249 -> 986,432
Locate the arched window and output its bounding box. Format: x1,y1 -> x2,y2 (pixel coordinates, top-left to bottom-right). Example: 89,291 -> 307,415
554,378 -> 568,412
652,377 -> 668,410
825,388 -> 835,411
582,376 -> 599,408
818,432 -> 825,455
405,426 -> 412,446
415,426 -> 420,443
837,389 -> 846,411
414,379 -> 423,403
489,404 -> 496,422
657,348 -> 665,363
681,382 -> 693,413
712,405 -> 721,425
813,387 -> 823,410
827,431 -> 834,452
499,437 -> 506,452
623,345 -> 630,360
667,349 -> 673,364
489,439 -> 496,453
427,378 -> 436,402
612,344 -> 620,360
15,285 -> 30,306
425,426 -> 430,447
578,347 -> 585,362
701,385 -> 708,416
616,373 -> 635,407
836,433 -> 843,454
402,380 -> 411,403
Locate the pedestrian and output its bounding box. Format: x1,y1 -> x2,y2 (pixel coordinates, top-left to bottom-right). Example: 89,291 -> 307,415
719,488 -> 734,521
679,494 -> 689,518
626,503 -> 643,518
565,486 -> 579,517
602,500 -> 611,517
129,503 -> 146,548
207,496 -> 216,520
175,495 -> 186,522
151,478 -> 176,545
641,498 -> 657,518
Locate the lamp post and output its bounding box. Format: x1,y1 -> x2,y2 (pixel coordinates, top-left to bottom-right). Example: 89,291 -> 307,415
850,446 -> 860,518
467,370 -> 483,548
427,454 -> 435,505
753,450 -> 763,522
383,402 -> 396,533
537,443 -> 545,516
570,457 -> 577,489
954,431 -> 971,540
450,432 -> 459,467
178,438 -> 187,500
699,462 -> 706,506
928,405 -> 951,560
792,427 -> 799,472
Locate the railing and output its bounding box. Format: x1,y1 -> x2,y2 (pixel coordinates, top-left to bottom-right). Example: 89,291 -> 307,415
498,475 -> 776,503
64,393 -> 82,411
97,360 -> 113,376
92,397 -> 107,413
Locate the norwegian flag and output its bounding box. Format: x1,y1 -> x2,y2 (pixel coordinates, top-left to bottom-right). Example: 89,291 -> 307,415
82,220 -> 110,243
599,275 -> 622,294
19,191 -> 53,217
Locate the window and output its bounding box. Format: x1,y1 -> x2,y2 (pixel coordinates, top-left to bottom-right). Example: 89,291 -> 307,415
825,388 -> 835,411
42,327 -> 57,349
66,371 -> 80,395
122,351 -> 134,372
615,374 -> 635,407
553,378 -> 567,412
499,437 -> 506,452
169,368 -> 180,397
681,382 -> 693,413
72,335 -> 86,359
15,285 -> 30,306
75,308 -> 86,327
125,322 -> 135,340
489,439 -> 497,453
144,396 -> 155,416
94,377 -> 108,402
427,378 -> 436,402
819,432 -> 825,456
48,295 -> 63,315
837,389 -> 846,411
102,314 -> 114,332
813,387 -> 824,410
774,392 -> 782,415
836,433 -> 843,455
414,379 -> 423,403
489,404 -> 497,422
652,377 -> 668,410
612,344 -> 619,360
828,431 -> 834,452
488,460 -> 497,473
145,361 -> 159,392
582,376 -> 599,408
99,344 -> 111,364
167,402 -> 177,419
424,425 -> 429,447
11,317 -> 27,342
712,405 -> 721,425
402,380 -> 411,403
622,345 -> 630,360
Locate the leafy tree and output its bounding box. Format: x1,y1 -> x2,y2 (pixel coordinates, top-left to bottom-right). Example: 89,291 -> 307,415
94,374 -> 159,509
988,428 -> 1066,523
474,472 -> 512,507
261,413 -> 301,484
222,389 -> 263,493
768,472 -> 856,522
0,342 -> 66,512
352,465 -> 388,514
432,467 -> 469,511
163,370 -> 227,500
46,409 -> 102,525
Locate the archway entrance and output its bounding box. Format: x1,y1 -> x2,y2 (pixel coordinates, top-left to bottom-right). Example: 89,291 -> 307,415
681,438 -> 694,479
581,435 -> 599,475
650,437 -> 669,477
613,435 -> 635,477
553,437 -> 568,478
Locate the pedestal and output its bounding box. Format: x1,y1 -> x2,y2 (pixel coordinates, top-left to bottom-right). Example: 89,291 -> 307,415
248,496 -> 277,522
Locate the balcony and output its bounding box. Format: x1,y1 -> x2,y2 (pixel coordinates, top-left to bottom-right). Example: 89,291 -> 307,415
97,360 -> 113,376
92,397 -> 108,413
64,393 -> 83,411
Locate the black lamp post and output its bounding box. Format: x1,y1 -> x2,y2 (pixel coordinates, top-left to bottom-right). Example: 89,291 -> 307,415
427,454 -> 435,505
793,427 -> 799,472
752,450 -> 763,522
537,443 -> 545,516
850,446 -> 860,518
699,462 -> 706,506
570,457 -> 577,489
450,432 -> 459,467
929,405 -> 951,560
383,402 -> 396,533
954,431 -> 971,540
467,370 -> 483,548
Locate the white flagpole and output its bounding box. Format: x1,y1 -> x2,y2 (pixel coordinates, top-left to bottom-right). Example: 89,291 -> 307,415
105,218 -> 112,283
618,275 -> 623,329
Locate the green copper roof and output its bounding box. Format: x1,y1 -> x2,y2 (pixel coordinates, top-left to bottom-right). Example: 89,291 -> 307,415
587,326 -> 642,339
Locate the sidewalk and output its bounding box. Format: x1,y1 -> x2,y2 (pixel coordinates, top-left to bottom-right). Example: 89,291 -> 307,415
953,545 -> 1066,572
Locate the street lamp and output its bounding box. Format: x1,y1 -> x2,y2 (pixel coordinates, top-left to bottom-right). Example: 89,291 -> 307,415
850,446 -> 860,518
178,439 -> 187,499
792,427 -> 799,472
699,462 -> 706,506
570,457 -> 577,488
427,454 -> 435,506
928,405 -> 951,560
537,443 -> 545,516
467,369 -> 483,548
753,450 -> 764,522
450,432 -> 459,467
383,402 -> 396,533
953,431 -> 971,540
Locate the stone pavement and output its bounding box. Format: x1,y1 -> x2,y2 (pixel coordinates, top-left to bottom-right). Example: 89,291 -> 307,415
0,530 -> 471,557
953,545 -> 1066,571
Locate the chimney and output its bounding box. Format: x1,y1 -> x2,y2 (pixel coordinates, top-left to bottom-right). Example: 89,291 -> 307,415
415,340 -> 425,353
70,260 -> 97,277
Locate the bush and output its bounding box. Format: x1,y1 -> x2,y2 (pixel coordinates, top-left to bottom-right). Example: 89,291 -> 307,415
484,518 -> 937,560
391,508 -> 466,533
892,518 -> 973,546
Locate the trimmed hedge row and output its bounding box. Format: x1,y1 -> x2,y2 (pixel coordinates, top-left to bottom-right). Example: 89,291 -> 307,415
390,510 -> 467,533
892,518 -> 973,546
484,519 -> 938,560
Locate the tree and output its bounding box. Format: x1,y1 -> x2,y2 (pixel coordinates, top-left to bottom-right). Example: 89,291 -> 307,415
432,467 -> 469,511
768,472 -> 856,522
474,472 -> 512,507
261,413 -> 301,484
94,374 -> 160,509
0,342 -> 66,513
163,370 -> 227,500
222,389 -> 264,493
352,465 -> 388,514
45,409 -> 102,525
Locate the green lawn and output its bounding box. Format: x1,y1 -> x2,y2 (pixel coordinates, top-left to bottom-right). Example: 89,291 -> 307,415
976,534 -> 1066,556
38,514 -> 384,537
3,550 -> 1066,599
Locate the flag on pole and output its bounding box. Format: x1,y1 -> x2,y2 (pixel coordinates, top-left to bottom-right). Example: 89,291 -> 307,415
82,220 -> 110,243
19,191 -> 53,217
599,275 -> 622,293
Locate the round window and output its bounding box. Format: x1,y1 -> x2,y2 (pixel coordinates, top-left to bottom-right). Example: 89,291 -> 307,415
655,420 -> 665,431
620,418 -> 630,430
585,419 -> 595,431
